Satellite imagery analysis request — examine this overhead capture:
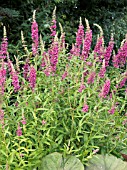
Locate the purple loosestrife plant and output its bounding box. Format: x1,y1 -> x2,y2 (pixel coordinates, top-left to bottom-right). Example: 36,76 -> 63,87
1,10 -> 127,170
31,10 -> 39,56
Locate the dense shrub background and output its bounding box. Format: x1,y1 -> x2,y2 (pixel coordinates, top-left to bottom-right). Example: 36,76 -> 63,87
0,0 -> 127,51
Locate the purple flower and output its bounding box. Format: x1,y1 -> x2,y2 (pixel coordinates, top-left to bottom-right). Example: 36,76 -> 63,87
100,79 -> 110,98
94,36 -> 104,62
0,27 -> 8,59
87,72 -> 96,84
16,123 -> 22,136
50,20 -> 57,38
0,109 -> 4,121
81,29 -> 92,61
49,40 -> 58,73
98,66 -> 106,78
23,59 -> 30,80
12,71 -> 20,92
21,117 -> 26,125
42,120 -> 46,125
82,104 -> 89,113
113,41 -> 127,68
29,66 -> 36,91
61,71 -> 68,80
108,106 -> 115,114
104,36 -> 114,67
0,62 -> 6,94
31,20 -> 39,56
78,84 -> 86,93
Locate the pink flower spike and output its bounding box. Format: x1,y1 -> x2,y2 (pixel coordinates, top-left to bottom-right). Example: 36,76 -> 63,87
87,72 -> 96,84
31,11 -> 39,56
29,66 -> 36,91
16,123 -> 22,136
100,79 -> 110,98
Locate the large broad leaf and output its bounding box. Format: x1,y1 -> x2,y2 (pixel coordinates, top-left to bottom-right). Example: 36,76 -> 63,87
85,154 -> 127,170
39,152 -> 84,170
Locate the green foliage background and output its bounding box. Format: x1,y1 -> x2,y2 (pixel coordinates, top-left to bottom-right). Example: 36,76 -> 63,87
0,0 -> 127,50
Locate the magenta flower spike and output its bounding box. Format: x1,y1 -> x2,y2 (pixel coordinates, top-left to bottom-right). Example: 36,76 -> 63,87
31,10 -> 39,56
0,26 -> 8,59
0,62 -> 6,94
23,59 -> 30,80
81,18 -> 92,61
12,71 -> 20,92
82,104 -> 89,113
87,72 -> 96,84
8,59 -> 20,92
108,106 -> 115,114
16,123 -> 22,136
75,17 -> 84,56
50,6 -> 57,40
104,34 -> 114,67
113,38 -> 127,68
48,36 -> 59,73
100,79 -> 110,98
98,60 -> 106,78
29,65 -> 36,91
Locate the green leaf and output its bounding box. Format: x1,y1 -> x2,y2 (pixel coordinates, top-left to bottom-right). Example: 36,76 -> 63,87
39,152 -> 84,170
85,154 -> 127,170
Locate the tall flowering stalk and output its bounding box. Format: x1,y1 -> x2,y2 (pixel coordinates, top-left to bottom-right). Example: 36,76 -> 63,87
48,35 -> 59,73
104,34 -> 114,67
94,24 -> 104,62
0,62 -> 6,94
50,6 -> 57,40
81,18 -> 92,61
113,34 -> 127,68
82,96 -> 89,113
98,60 -> 106,78
59,23 -> 65,51
118,72 -> 127,88
75,17 -> 84,56
99,79 -> 110,98
78,73 -> 86,92
7,57 -> 20,92
29,65 -> 36,91
0,26 -> 8,60
23,58 -> 30,80
31,10 -> 39,56
16,123 -> 22,136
